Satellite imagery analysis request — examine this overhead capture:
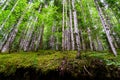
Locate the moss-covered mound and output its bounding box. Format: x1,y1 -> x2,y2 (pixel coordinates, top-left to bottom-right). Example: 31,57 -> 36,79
0,50 -> 120,80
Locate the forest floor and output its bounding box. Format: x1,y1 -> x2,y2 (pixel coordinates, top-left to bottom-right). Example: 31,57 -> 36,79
0,50 -> 120,80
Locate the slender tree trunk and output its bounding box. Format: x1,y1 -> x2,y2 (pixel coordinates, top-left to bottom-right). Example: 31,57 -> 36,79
66,28 -> 71,50
0,0 -> 20,31
72,0 -> 81,58
94,0 -> 117,56
2,0 -> 10,11
102,7 -> 119,49
62,0 -> 65,50
64,29 -> 67,50
80,30 -> 86,50
49,26 -> 55,50
19,16 -> 33,50
96,36 -> 103,51
18,29 -> 26,51
28,31 -> 37,51
24,5 -> 42,51
69,0 -> 75,50
65,0 -> 70,50
79,0 -> 88,51
56,27 -> 59,50
35,26 -> 43,51
23,20 -> 35,51
93,40 -> 97,51
0,25 -> 15,52
37,26 -> 44,51
87,28 -> 93,51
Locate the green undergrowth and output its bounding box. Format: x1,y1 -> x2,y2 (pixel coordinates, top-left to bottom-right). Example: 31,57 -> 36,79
0,50 -> 76,75
0,50 -> 120,75
88,50 -> 120,66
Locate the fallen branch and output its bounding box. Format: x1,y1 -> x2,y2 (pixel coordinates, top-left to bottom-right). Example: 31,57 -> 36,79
83,65 -> 93,76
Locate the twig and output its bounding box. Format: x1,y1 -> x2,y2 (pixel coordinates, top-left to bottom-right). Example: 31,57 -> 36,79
83,65 -> 93,76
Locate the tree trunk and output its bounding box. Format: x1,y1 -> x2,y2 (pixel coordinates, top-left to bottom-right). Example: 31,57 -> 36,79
66,28 -> 71,50
96,36 -> 103,51
94,0 -> 117,56
23,5 -> 42,51
62,0 -> 65,50
80,30 -> 86,50
69,0 -> 75,50
0,25 -> 15,52
49,26 -> 55,50
2,0 -> 11,11
35,26 -> 43,51
56,27 -> 59,50
0,0 -> 20,31
1,4 -> 32,52
93,40 -> 97,51
72,0 -> 81,58
87,28 -> 93,51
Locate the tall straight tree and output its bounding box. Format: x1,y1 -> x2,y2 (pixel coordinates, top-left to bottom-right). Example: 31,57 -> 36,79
94,0 -> 117,56
72,0 -> 81,58
69,0 -> 75,50
62,0 -> 65,50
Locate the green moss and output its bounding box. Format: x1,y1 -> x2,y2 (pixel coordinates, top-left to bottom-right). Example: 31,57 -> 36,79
0,50 -> 120,75
0,50 -> 77,74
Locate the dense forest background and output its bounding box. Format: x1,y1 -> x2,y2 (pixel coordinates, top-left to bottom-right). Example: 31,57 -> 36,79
0,0 -> 120,56
0,0 -> 120,80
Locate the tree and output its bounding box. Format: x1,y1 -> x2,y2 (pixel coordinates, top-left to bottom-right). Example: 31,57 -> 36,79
94,0 -> 117,56
72,0 -> 81,58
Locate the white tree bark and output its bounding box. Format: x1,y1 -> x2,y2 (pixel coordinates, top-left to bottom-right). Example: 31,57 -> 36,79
72,0 -> 81,57
62,0 -> 65,50
94,0 -> 117,56
69,0 -> 75,50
